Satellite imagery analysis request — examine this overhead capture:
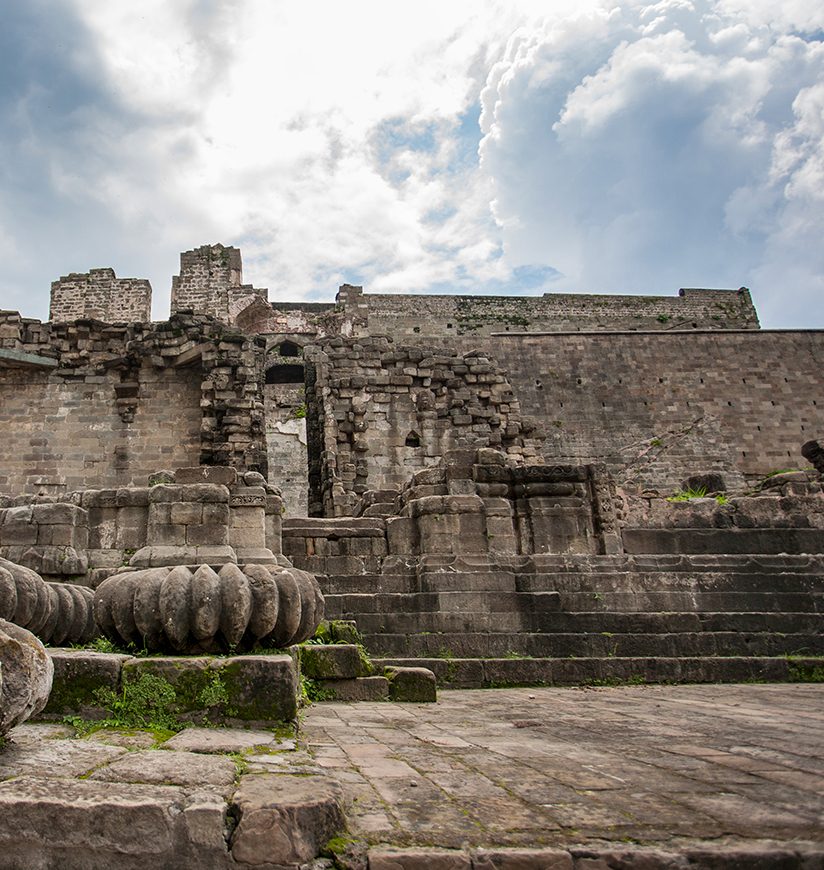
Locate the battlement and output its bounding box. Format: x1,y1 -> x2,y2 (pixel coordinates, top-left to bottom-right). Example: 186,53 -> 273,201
49,268 -> 152,323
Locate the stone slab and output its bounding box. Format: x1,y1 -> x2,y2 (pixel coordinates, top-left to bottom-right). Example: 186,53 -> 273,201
89,749 -> 237,788
161,726 -> 292,754
230,773 -> 345,866
0,776 -> 229,869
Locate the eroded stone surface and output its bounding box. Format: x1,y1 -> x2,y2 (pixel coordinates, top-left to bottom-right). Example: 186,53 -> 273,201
89,749 -> 237,788
0,618 -> 54,734
161,726 -> 291,754
303,684 -> 824,850
231,773 -> 345,866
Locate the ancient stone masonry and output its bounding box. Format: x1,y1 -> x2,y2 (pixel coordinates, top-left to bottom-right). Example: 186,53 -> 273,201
336,285 -> 760,338
0,309 -> 267,496
49,268 -> 152,323
170,243 -> 268,324
303,336 -> 546,516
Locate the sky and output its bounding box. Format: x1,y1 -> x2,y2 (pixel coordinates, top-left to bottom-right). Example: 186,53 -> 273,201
1,0 -> 822,327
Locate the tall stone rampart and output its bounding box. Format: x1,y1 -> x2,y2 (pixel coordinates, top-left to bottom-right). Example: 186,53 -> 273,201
338,286 -> 759,338
479,329 -> 824,490
49,268 -> 152,323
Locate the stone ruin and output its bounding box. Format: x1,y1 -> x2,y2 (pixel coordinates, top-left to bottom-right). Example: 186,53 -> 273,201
0,242 -> 822,867
0,241 -> 822,713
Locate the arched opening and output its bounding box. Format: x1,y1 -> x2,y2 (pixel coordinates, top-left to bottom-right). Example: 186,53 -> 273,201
278,340 -> 300,357
405,430 -> 421,448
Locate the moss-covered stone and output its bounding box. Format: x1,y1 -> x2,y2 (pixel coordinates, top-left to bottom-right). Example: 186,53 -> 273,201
122,654 -> 299,723
385,666 -> 437,702
43,650 -> 131,718
299,644 -> 373,680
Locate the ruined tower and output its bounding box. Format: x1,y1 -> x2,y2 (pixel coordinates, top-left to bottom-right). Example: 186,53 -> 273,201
170,243 -> 268,323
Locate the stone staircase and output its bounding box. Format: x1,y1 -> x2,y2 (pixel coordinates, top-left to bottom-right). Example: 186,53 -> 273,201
319,554 -> 824,687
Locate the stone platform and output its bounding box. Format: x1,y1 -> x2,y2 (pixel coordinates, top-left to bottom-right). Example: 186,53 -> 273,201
305,684 -> 824,867
1,684 -> 822,868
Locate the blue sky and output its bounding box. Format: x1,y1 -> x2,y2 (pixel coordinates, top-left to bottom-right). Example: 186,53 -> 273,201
1,0 -> 822,327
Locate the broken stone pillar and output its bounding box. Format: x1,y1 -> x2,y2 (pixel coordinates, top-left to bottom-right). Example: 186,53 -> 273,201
229,486 -> 275,564
264,492 -> 286,565
0,618 -> 54,734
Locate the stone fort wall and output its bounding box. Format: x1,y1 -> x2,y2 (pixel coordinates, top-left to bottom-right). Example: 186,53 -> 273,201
50,268 -> 152,323
0,310 -> 267,498
340,286 -> 759,338
476,330 -> 824,491
4,243 -> 821,508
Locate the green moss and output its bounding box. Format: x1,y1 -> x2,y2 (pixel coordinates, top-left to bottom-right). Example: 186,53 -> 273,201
301,676 -> 335,703
83,673 -> 183,733
46,671 -> 112,715
787,661 -> 824,682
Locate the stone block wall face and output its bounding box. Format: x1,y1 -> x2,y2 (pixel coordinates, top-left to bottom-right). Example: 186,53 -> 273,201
481,331 -> 824,490
344,287 -> 759,338
0,364 -> 201,496
49,269 -> 152,323
305,337 -> 545,517
264,382 -> 309,517
0,310 -> 267,498
170,243 -> 267,324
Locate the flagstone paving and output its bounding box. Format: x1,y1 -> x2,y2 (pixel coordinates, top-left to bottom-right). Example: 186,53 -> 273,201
301,683 -> 824,852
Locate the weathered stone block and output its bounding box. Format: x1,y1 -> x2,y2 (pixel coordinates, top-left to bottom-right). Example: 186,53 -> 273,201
299,644 -> 373,680
174,466 -> 238,486
170,502 -> 203,525
384,666 -> 437,702
43,649 -> 130,718
231,773 -> 344,866
315,675 -> 389,701
122,654 -> 300,723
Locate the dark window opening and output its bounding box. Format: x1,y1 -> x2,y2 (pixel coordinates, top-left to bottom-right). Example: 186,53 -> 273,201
405,431 -> 421,448
266,364 -> 304,384
278,340 -> 300,357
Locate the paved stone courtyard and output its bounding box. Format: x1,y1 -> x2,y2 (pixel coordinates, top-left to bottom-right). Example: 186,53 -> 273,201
0,683 -> 822,867
303,684 -> 824,852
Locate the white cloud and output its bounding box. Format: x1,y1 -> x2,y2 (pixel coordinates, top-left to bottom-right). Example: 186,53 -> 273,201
1,0 -> 822,326
478,0 -> 824,322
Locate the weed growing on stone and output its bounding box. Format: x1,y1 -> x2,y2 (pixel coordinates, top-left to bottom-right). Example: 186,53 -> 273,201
301,676 -> 335,703
65,673 -> 183,735
787,660 -> 824,682
667,486 -> 708,502
197,670 -> 230,707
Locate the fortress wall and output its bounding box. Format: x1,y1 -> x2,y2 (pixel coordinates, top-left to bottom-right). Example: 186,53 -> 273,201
49,269 -> 152,323
353,287 -> 759,339
0,365 -> 201,496
479,330 -> 824,491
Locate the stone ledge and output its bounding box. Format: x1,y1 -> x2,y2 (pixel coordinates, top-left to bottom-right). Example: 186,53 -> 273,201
367,845 -> 824,869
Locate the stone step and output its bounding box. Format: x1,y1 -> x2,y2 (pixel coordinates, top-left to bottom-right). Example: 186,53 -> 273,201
361,630 -> 824,659
372,655 -> 824,689
324,588 -> 823,616
515,571 -> 824,595
348,610 -> 822,636
321,569 -> 824,596
554,590 -> 822,613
